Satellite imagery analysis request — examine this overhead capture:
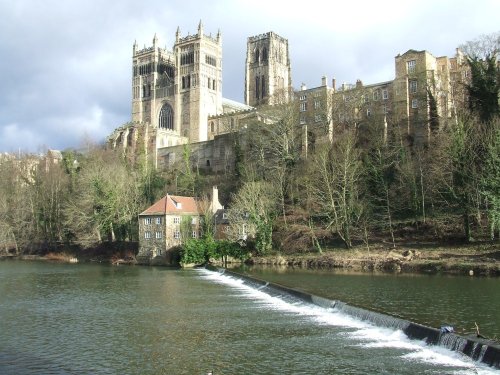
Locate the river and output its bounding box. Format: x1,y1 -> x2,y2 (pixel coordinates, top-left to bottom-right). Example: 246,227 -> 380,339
0,260 -> 498,374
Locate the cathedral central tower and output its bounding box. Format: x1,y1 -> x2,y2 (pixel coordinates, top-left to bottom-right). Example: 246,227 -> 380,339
245,32 -> 292,106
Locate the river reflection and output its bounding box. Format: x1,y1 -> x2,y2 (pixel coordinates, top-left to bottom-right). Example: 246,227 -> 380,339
0,260 -> 498,374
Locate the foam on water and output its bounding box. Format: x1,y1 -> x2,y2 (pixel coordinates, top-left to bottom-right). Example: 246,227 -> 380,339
198,268 -> 500,374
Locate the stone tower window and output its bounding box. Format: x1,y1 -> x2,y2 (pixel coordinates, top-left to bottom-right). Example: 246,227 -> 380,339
255,76 -> 260,99
261,76 -> 266,98
407,60 -> 416,74
255,49 -> 260,63
262,47 -> 268,62
159,104 -> 174,130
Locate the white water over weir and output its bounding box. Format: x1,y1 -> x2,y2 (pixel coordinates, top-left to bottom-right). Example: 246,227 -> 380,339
206,266 -> 500,370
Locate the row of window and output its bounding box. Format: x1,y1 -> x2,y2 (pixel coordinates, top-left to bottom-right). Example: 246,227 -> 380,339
133,62 -> 175,77
144,231 -> 163,239
144,231 -> 198,239
300,114 -> 323,125
180,51 -> 194,66
254,47 -> 268,64
205,54 -> 217,67
144,217 -> 198,225
144,217 -> 162,225
366,105 -> 390,116
181,74 -> 217,91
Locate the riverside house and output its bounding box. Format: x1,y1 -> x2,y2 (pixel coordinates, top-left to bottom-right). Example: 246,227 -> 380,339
137,187 -> 223,265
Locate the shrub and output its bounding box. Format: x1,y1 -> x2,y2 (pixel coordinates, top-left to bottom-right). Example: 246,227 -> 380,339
180,238 -> 249,265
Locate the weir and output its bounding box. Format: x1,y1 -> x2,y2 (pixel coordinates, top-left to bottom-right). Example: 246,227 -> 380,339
208,266 -> 500,369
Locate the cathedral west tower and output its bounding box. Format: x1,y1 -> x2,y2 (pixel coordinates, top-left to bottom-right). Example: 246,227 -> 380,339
131,22 -> 222,146
245,32 -> 292,106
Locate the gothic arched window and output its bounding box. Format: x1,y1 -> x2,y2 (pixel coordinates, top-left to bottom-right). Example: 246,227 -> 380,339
159,103 -> 174,130
262,47 -> 268,62
255,76 -> 260,99
255,49 -> 260,63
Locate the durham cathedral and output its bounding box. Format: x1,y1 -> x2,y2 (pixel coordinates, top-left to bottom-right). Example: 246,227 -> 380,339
108,21 -> 471,171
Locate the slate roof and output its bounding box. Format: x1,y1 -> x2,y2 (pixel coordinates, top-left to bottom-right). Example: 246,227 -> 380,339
139,194 -> 200,216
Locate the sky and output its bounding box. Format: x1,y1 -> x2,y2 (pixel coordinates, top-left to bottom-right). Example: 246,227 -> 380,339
0,0 -> 498,153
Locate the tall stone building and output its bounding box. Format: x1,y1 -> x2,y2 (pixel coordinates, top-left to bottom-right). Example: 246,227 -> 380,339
245,32 -> 292,106
329,48 -> 469,145
128,22 -> 223,147
295,77 -> 335,156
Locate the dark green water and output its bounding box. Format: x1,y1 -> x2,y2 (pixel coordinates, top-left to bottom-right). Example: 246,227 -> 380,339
236,266 -> 500,339
0,260 -> 498,374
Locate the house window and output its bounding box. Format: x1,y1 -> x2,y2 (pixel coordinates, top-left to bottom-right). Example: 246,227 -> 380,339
383,104 -> 388,114
155,231 -> 162,239
173,217 -> 180,224
300,116 -> 306,125
382,89 -> 388,100
222,212 -> 228,220
314,100 -> 321,109
412,99 -> 418,108
192,231 -> 197,238
300,102 -> 307,112
144,217 -> 152,225
373,90 -> 380,101
191,217 -> 197,225
366,108 -> 371,117
174,231 -> 180,239
363,95 -> 369,104
407,60 -> 416,73
145,231 -> 151,239
156,217 -> 162,225
409,80 -> 418,94
299,94 -> 306,101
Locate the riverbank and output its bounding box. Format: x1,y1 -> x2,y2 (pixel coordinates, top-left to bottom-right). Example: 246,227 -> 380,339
2,241 -> 498,276
246,243 -> 500,276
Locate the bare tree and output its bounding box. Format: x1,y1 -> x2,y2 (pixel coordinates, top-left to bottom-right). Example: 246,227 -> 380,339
227,180 -> 278,254
309,129 -> 363,248
64,148 -> 142,244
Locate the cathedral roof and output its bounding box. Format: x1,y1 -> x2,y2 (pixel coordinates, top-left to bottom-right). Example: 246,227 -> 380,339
222,98 -> 254,113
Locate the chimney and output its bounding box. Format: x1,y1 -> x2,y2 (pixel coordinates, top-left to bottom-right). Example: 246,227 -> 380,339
321,76 -> 327,87
356,79 -> 363,88
211,186 -> 223,214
